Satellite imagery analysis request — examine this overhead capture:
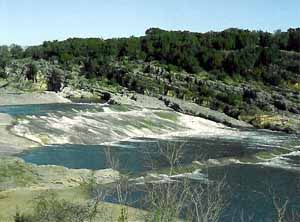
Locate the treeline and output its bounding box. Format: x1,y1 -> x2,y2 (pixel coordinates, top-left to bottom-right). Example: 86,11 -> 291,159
1,28 -> 300,86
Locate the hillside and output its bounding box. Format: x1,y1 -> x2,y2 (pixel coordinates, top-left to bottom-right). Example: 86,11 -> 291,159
1,28 -> 300,133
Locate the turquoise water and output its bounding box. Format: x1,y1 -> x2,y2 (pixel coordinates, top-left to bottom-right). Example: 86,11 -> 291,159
209,164 -> 300,221
0,103 -> 106,116
1,103 -> 300,221
18,135 -> 300,221
112,164 -> 300,222
18,137 -> 262,173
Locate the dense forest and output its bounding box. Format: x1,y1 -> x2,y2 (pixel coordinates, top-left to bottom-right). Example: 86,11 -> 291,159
1,27 -> 300,87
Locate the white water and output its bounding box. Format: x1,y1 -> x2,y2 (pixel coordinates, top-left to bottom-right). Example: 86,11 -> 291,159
259,150 -> 300,171
12,106 -> 241,146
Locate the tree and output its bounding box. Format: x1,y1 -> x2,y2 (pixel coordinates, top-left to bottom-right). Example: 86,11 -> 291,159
47,67 -> 65,92
274,30 -> 289,49
25,63 -> 38,82
10,44 -> 24,59
262,65 -> 282,86
0,46 -> 10,69
258,46 -> 280,66
287,28 -> 300,52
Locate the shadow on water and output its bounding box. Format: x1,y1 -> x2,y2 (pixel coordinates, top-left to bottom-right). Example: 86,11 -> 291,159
18,136 -> 261,173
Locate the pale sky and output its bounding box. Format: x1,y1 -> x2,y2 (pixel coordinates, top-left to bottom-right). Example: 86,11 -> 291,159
0,0 -> 299,45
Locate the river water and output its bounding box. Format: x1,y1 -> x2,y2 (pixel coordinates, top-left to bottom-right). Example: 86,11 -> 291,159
0,103 -> 299,221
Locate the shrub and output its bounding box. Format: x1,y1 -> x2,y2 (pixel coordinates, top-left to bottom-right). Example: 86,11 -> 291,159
216,93 -> 243,106
15,191 -> 99,222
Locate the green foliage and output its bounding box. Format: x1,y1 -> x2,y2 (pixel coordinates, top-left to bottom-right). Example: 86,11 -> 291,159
287,28 -> 300,52
0,46 -> 10,69
10,45 -> 24,59
15,191 -> 98,222
14,210 -> 30,222
197,84 -> 212,97
25,63 -> 38,82
16,28 -> 298,86
0,68 -> 7,78
258,46 -> 280,66
224,47 -> 260,76
0,159 -> 36,188
46,67 -> 65,92
217,93 -> 243,106
0,27 -> 299,97
262,65 -> 283,86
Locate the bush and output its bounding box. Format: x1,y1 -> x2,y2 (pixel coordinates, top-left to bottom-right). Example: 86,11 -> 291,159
15,191 -> 99,222
14,210 -> 30,222
198,85 -> 214,97
0,68 -> 7,78
216,93 -> 243,106
262,65 -> 282,86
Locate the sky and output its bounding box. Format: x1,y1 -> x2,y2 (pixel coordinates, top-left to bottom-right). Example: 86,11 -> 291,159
0,0 -> 299,46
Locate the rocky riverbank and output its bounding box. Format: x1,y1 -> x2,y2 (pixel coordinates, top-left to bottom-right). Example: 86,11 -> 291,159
0,92 -> 72,154
107,90 -> 300,134
0,113 -> 37,154
56,59 -> 300,134
0,156 -> 126,222
159,96 -> 253,128
2,58 -> 300,134
0,156 -> 119,190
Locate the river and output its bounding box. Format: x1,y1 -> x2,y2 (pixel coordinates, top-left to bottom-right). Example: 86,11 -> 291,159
0,103 -> 299,221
